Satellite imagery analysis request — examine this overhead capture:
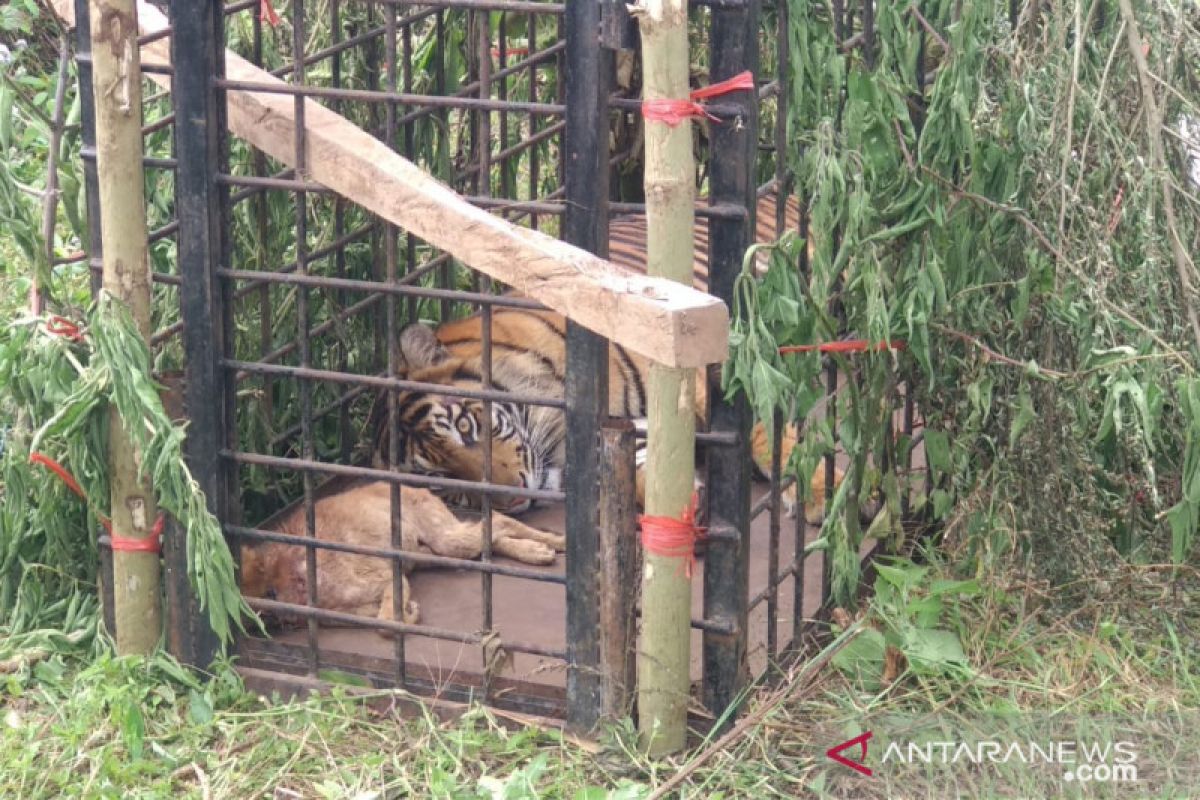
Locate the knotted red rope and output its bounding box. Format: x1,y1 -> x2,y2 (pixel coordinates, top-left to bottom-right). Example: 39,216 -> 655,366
642,70 -> 755,127
260,0 -> 281,27
780,339 -> 906,354
45,315 -> 84,342
491,46 -> 530,59
29,452 -> 164,554
639,494 -> 705,578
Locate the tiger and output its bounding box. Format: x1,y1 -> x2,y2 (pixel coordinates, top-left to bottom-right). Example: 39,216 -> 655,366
369,191 -> 840,522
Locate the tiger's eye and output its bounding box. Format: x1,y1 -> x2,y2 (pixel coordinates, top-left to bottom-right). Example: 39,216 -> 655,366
457,417 -> 472,437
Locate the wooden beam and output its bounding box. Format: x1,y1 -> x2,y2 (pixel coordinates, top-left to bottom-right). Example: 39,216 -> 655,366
50,0 -> 729,368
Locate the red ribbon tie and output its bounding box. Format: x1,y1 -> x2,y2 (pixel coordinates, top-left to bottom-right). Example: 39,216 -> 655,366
642,70 -> 755,127
260,0 -> 281,27
639,494 -> 706,578
780,339 -> 907,355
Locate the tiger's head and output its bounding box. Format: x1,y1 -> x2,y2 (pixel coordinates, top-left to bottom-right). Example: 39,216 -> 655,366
373,323 -> 558,514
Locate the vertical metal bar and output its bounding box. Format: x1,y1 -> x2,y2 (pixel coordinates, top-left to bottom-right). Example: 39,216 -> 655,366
703,0 -> 759,722
436,9 -> 452,321
402,9 -> 417,321
289,0 -> 320,677
169,0 -> 224,667
252,3 -> 274,443
563,0 -> 611,734
384,1 -> 407,689
821,363 -> 837,607
767,408 -> 782,659
332,0 -> 352,465
475,10 -> 496,701
74,0 -> 103,299
527,12 -> 540,230
598,420 -> 638,721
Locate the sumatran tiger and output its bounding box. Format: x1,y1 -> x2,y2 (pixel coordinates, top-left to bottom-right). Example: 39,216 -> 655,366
369,191 -> 840,521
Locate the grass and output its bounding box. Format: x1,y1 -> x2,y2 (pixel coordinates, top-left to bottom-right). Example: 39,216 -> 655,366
2,550 -> 1196,799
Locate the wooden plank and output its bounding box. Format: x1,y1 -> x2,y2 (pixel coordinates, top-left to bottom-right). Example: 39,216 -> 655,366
51,0 -> 728,368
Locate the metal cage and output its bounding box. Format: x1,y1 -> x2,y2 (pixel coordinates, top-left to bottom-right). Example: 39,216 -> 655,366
71,0 -> 926,731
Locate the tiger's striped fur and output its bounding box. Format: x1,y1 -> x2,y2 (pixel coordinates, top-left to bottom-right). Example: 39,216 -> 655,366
371,191 -> 839,521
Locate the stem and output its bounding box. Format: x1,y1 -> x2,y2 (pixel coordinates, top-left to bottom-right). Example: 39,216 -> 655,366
89,0 -> 161,654
634,0 -> 696,758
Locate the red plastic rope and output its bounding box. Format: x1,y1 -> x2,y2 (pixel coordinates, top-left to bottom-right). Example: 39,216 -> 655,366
642,70 -> 755,128
29,452 -> 86,498
260,0 -> 281,27
491,46 -> 530,58
110,515 -> 165,553
779,339 -> 907,354
639,494 -> 706,579
45,315 -> 84,342
29,452 -> 163,554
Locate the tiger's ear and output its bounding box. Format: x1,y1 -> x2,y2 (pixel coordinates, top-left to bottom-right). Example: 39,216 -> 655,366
400,323 -> 449,371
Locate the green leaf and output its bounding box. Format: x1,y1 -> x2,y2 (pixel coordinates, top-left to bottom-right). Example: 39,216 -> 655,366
187,689 -> 214,725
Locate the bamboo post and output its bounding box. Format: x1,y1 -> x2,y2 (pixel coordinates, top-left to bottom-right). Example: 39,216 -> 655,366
633,0 -> 697,756
89,0 -> 161,653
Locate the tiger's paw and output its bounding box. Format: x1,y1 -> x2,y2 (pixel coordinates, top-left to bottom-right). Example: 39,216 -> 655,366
493,536 -> 558,565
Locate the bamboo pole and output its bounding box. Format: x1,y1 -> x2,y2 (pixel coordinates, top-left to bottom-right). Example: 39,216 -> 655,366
89,0 -> 161,653
633,0 -> 696,756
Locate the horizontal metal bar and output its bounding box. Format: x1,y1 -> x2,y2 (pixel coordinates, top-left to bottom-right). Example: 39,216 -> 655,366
351,0 -> 564,12
228,525 -> 567,584
216,268 -> 548,312
750,474 -> 798,520
631,606 -> 738,635
400,43 -> 567,130
609,201 -> 748,221
461,196 -> 565,215
270,25 -> 388,80
80,146 -> 176,170
240,292 -> 386,379
222,451 -> 566,503
224,359 -> 567,410
457,120 -> 565,179
245,596 -> 567,660
215,78 -> 565,117
267,385 -> 373,448
216,174 -> 332,193
90,258 -> 179,286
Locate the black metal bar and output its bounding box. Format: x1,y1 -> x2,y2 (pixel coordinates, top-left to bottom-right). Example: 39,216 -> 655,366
74,0 -> 103,300
383,0 -> 408,691
221,450 -> 565,503
245,597 -> 566,660
562,0 -> 611,735
703,0 -> 759,724
225,359 -> 566,409
215,78 -> 566,116
216,268 -> 547,311
168,0 -> 224,668
767,407 -> 782,659
349,0 -> 564,12
227,525 -> 567,584
268,384 -> 371,449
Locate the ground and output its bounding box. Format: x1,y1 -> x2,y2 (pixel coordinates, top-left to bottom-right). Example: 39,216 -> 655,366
2,552 -> 1196,799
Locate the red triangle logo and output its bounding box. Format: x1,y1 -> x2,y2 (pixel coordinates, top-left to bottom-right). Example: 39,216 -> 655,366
826,731 -> 873,776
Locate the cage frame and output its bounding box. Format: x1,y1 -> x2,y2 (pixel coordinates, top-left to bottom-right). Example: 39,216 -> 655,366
64,0 -> 927,731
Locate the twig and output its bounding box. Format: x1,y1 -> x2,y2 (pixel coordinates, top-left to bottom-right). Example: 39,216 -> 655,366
919,165 -> 1195,372
1057,0 -> 1085,244
930,323 -> 1068,379
36,34 -> 72,314
1118,0 -> 1200,356
909,5 -> 950,57
645,624 -> 862,800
